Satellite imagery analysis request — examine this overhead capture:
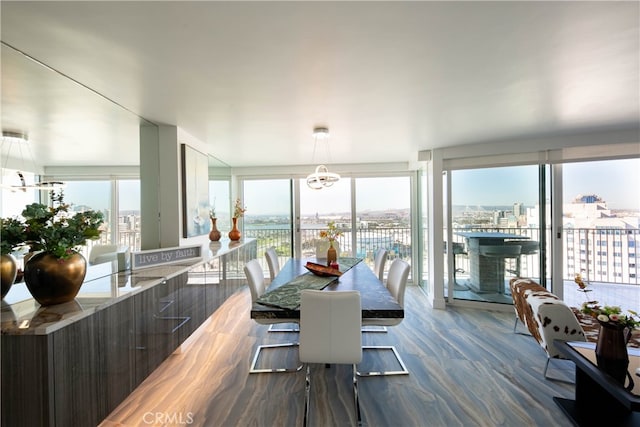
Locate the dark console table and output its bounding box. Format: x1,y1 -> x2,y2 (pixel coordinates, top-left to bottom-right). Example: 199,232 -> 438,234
554,340 -> 640,427
1,239 -> 256,427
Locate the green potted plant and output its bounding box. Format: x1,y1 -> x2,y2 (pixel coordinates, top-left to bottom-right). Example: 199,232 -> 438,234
0,217 -> 27,298
21,190 -> 105,306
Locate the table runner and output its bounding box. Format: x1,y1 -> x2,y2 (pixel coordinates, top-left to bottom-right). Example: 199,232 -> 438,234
256,257 -> 362,310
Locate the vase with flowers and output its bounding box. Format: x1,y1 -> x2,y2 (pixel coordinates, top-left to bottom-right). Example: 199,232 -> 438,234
580,296 -> 639,388
229,198 -> 246,241
18,190 -> 104,306
208,206 -> 221,242
319,221 -> 342,267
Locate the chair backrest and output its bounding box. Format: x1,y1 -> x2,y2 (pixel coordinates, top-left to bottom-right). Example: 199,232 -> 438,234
299,290 -> 362,364
265,247 -> 280,281
244,259 -> 266,303
373,249 -> 388,282
386,259 -> 410,308
528,296 -> 586,358
89,244 -> 120,264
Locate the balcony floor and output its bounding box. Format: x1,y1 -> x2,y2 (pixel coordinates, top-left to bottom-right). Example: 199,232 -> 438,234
448,274 -> 639,313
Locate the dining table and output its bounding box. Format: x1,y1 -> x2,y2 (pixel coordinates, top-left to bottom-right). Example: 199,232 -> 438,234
250,257 -> 404,321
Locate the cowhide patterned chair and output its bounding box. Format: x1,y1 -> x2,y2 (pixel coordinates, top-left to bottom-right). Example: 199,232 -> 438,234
527,292 -> 587,382
509,278 -> 586,382
509,277 -> 557,336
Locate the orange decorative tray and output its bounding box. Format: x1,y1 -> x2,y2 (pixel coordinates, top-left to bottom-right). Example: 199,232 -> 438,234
304,261 -> 342,277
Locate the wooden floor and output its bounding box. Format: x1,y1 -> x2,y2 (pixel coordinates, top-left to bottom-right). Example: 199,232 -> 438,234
101,286 -> 576,427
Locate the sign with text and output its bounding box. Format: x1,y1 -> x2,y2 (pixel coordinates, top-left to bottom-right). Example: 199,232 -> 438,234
132,245 -> 202,270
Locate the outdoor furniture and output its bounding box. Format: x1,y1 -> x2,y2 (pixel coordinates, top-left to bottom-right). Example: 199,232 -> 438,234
457,232 -> 529,293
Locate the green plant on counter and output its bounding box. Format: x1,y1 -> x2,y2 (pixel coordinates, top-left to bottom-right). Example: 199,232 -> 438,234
0,217 -> 26,255
21,190 -> 105,259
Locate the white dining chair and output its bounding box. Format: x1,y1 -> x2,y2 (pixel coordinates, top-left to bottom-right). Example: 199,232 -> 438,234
244,259 -> 302,374
359,258 -> 410,376
265,246 -> 280,282
363,248 -> 390,333
299,289 -> 362,427
264,248 -> 298,333
373,248 -> 388,282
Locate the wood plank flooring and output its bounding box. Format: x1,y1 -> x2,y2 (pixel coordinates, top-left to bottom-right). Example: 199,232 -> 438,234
101,286 -> 576,427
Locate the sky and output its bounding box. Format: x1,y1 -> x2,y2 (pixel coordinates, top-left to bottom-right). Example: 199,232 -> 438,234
9,158 -> 635,217
242,177 -> 411,216
452,158 -> 640,209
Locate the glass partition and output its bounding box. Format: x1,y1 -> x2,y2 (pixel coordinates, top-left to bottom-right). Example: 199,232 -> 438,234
449,165 -> 542,305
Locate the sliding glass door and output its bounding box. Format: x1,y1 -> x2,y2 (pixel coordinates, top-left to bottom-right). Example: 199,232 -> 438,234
448,165 -> 545,305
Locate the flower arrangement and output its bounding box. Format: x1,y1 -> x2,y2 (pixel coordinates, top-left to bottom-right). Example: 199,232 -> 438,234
576,271 -> 639,330
574,272 -> 592,300
319,221 -> 342,242
19,190 -> 104,259
580,301 -> 640,330
233,198 -> 246,219
574,272 -> 589,291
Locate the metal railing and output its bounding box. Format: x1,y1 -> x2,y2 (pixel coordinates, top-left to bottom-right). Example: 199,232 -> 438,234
244,226 -> 413,279
447,226 -> 638,285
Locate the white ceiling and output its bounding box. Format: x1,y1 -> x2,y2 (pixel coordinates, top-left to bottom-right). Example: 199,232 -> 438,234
1,1 -> 639,169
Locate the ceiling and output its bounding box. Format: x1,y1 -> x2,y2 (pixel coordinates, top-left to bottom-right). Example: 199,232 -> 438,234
1,1 -> 639,169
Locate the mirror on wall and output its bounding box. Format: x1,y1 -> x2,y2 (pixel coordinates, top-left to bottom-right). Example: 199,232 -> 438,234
1,42 -> 153,171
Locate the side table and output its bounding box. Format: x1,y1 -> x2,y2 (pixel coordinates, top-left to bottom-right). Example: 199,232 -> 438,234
554,340 -> 640,426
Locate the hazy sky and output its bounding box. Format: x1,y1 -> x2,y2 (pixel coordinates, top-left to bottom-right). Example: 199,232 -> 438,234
452,158 -> 639,209
243,177 -> 411,216
52,158 -> 639,214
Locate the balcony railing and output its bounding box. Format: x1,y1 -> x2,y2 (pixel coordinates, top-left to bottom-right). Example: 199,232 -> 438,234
448,226 -> 638,286
245,226 -> 412,280
259,224 -> 636,313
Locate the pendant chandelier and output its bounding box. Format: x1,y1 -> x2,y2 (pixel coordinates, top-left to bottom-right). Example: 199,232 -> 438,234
306,126 -> 340,190
1,131 -> 66,192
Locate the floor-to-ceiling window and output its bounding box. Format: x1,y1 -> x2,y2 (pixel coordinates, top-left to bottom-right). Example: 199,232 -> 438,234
242,179 -> 293,271
447,165 -> 544,305
241,174 -> 414,281
561,158 -> 639,313
299,177 -> 352,258
355,176 -> 411,280
62,180 -> 112,257
117,180 -> 141,251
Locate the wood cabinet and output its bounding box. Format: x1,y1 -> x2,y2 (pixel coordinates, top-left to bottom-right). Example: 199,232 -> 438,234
1,238 -> 256,427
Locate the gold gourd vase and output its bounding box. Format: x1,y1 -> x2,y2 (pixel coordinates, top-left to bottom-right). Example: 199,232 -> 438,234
24,252 -> 87,306
209,217 -> 221,242
327,240 -> 337,266
229,217 -> 241,241
1,254 -> 18,298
